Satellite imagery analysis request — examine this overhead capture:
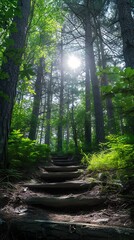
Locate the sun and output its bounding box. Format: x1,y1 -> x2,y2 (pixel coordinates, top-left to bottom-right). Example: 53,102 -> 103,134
67,55 -> 81,70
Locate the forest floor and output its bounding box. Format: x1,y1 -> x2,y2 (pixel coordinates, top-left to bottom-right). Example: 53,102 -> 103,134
0,162 -> 134,229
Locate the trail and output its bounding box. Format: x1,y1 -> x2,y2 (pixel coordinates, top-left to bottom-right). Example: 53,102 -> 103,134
0,156 -> 134,239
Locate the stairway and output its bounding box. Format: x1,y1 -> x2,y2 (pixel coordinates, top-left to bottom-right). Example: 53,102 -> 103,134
6,156 -> 134,240
24,156 -> 105,209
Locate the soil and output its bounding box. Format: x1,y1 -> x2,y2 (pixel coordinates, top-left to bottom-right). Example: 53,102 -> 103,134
0,163 -> 134,229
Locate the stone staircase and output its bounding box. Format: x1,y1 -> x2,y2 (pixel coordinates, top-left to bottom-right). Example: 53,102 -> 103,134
23,156 -> 104,209
4,156 -> 134,239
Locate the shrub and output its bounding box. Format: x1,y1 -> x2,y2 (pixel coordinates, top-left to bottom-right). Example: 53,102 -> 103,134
8,130 -> 50,168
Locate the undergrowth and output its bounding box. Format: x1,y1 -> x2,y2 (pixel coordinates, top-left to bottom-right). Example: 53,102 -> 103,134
81,134 -> 134,179
8,130 -> 50,168
0,169 -> 22,189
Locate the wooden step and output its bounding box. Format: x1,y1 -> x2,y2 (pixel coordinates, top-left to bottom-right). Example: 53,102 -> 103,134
25,195 -> 105,209
9,220 -> 134,240
40,171 -> 80,182
23,181 -> 95,191
44,166 -> 80,172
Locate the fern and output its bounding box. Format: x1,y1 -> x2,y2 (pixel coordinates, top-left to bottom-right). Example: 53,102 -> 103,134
81,134 -> 134,178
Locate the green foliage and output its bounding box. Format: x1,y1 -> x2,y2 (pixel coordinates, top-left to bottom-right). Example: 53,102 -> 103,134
0,0 -> 17,26
26,0 -> 63,63
99,67 -> 134,116
20,63 -> 35,82
8,130 -> 50,168
81,134 -> 134,178
81,151 -> 91,165
11,101 -> 32,135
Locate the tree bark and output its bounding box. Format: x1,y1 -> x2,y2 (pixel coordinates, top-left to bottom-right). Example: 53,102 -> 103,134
57,37 -> 64,152
29,58 -> 44,140
117,0 -> 134,68
85,3 -> 105,143
40,90 -> 47,144
66,89 -> 70,152
85,9 -> 92,149
71,90 -> 78,153
0,0 -> 31,168
45,64 -> 53,145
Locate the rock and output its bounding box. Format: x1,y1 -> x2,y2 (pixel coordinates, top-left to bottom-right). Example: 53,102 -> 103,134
92,218 -> 109,224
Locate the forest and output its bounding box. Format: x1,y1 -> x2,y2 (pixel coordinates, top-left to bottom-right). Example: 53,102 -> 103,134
0,0 -> 134,173
0,0 -> 134,238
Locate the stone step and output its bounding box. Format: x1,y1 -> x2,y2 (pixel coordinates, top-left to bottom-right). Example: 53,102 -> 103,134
51,156 -> 71,160
25,195 -> 105,209
44,165 -> 80,172
52,161 -> 78,166
40,171 -> 80,182
23,181 -> 95,192
9,220 -> 134,240
51,158 -> 73,162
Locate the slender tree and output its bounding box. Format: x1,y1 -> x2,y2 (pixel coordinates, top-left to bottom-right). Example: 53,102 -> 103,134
97,20 -> 116,134
84,0 -> 105,143
85,6 -> 92,148
57,35 -> 64,152
45,64 -> 53,145
70,87 -> 78,152
29,58 -> 44,140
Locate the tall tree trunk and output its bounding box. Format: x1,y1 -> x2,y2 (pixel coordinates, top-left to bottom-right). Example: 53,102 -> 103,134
71,91 -> 78,153
66,89 -> 70,152
40,95 -> 47,144
117,0 -> 134,68
85,10 -> 92,149
117,0 -> 134,134
45,64 -> 53,145
97,22 -> 116,134
57,38 -> 64,152
0,0 -> 31,168
29,58 -> 43,140
85,5 -> 105,144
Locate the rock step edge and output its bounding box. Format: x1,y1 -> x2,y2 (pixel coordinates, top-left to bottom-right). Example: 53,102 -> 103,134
9,220 -> 134,240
